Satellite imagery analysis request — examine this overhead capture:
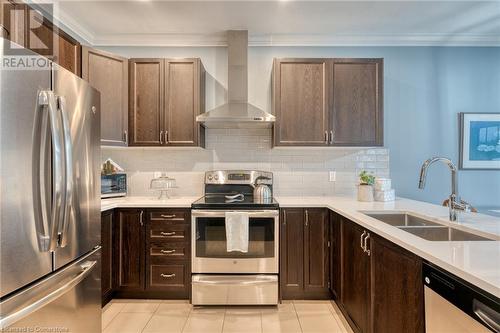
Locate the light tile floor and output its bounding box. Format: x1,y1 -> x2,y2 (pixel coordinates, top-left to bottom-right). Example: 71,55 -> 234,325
102,300 -> 354,333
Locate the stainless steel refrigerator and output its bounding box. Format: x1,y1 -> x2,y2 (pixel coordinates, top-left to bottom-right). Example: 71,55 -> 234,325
0,38 -> 101,332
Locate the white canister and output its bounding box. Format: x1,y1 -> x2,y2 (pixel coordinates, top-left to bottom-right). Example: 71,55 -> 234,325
374,178 -> 392,191
357,185 -> 374,202
374,189 -> 395,202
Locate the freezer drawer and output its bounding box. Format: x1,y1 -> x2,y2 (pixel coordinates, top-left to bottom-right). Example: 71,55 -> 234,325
0,247 -> 102,333
192,274 -> 278,305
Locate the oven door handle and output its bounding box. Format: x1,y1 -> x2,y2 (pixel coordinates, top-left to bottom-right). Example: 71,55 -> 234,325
191,210 -> 279,218
192,276 -> 278,285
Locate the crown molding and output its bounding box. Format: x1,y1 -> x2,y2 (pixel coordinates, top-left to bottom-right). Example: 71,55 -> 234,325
89,32 -> 500,47
54,7 -> 95,45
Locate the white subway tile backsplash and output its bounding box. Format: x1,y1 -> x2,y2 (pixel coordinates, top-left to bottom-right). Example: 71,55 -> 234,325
102,129 -> 390,197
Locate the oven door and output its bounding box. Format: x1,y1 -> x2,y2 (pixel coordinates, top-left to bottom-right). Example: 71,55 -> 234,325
191,210 -> 279,274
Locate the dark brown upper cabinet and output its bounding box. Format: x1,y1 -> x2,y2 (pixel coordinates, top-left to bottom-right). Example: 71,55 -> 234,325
331,59 -> 383,146
273,59 -> 331,146
165,59 -> 205,146
273,58 -> 383,147
280,208 -> 330,300
27,9 -> 81,75
129,58 -> 164,146
82,47 -> 128,146
2,2 -> 81,76
129,58 -> 205,147
1,1 -> 24,42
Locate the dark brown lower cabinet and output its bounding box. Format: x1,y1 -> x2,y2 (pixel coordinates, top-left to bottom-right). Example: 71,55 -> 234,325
281,208 -> 329,299
101,210 -> 114,306
105,208 -> 191,300
340,217 -> 370,333
114,209 -> 145,296
370,234 -> 424,333
338,217 -> 424,333
145,209 -> 191,298
329,211 -> 341,299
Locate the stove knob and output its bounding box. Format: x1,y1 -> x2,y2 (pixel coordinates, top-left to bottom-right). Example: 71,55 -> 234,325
214,175 -> 219,180
208,175 -> 213,181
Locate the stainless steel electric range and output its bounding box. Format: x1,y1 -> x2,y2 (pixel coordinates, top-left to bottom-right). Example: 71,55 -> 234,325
191,170 -> 279,305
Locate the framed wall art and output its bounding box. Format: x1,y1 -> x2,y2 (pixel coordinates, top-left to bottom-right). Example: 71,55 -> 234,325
460,113 -> 500,170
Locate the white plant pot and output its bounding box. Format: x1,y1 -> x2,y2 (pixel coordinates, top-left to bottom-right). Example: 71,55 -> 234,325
357,185 -> 374,202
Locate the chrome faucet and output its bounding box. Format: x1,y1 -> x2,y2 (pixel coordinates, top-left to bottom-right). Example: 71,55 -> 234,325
418,157 -> 471,221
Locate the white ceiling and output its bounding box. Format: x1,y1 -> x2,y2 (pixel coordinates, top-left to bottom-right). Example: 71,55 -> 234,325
40,1 -> 500,46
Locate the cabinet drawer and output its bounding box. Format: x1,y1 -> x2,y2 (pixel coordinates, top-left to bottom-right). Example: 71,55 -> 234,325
149,243 -> 189,260
149,223 -> 189,241
149,210 -> 188,223
149,264 -> 187,287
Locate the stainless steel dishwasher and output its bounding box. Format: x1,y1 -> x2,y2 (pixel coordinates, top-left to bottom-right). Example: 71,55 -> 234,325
423,263 -> 500,333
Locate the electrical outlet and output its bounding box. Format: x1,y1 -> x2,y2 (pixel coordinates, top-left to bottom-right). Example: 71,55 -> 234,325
329,171 -> 336,182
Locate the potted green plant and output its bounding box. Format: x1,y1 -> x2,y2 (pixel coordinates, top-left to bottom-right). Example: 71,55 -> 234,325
358,171 -> 375,202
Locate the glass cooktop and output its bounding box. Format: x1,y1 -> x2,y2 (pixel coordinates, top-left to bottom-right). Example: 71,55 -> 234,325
191,193 -> 279,210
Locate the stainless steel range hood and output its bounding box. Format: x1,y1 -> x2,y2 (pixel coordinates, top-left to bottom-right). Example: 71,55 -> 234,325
196,30 -> 275,129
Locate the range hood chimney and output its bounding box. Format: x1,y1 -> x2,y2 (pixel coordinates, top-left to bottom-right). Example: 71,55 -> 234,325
196,30 -> 275,129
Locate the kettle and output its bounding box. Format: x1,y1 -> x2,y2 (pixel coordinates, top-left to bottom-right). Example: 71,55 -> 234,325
253,176 -> 272,203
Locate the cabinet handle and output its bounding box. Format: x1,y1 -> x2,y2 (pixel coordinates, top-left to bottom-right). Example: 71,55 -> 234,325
159,130 -> 164,144
364,233 -> 371,256
140,210 -> 144,226
160,231 -> 176,236
160,214 -> 176,218
360,230 -> 367,250
329,130 -> 334,144
305,210 -> 309,227
160,249 -> 176,254
123,130 -> 128,144
165,131 -> 169,143
160,273 -> 176,278
324,131 -> 328,143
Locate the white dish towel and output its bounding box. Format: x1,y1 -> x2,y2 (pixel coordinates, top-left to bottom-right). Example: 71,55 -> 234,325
225,211 -> 249,253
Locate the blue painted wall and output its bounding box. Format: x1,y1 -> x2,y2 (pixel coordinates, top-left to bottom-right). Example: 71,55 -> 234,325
106,45 -> 500,206
378,47 -> 500,207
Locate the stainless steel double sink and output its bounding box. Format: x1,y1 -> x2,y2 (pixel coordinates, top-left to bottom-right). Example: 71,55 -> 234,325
362,212 -> 496,241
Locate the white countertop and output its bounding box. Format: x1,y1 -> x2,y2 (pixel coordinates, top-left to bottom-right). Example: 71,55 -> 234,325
101,196 -> 199,212
101,195 -> 500,297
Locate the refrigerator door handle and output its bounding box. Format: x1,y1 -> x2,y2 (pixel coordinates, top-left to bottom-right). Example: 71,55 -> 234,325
57,96 -> 73,248
0,260 -> 97,329
35,91 -> 65,252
